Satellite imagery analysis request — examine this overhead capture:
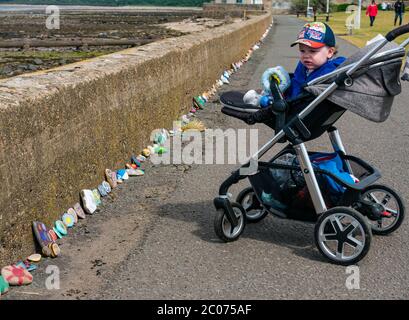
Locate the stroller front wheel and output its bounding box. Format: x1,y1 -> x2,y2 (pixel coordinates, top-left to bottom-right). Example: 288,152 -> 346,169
358,184 -> 405,235
314,207 -> 372,266
236,187 -> 269,223
214,202 -> 246,242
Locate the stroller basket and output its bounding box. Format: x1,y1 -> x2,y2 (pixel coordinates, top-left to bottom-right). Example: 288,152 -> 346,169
247,149 -> 381,221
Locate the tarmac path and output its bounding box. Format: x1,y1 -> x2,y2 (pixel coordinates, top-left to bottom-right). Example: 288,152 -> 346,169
6,15 -> 409,300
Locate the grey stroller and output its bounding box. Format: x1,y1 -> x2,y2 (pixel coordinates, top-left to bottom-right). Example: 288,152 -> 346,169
213,25 -> 409,265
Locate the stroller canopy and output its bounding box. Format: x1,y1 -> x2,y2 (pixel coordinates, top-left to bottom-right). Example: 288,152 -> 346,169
305,41 -> 404,122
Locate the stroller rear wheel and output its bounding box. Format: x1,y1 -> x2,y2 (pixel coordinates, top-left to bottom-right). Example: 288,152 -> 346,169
236,187 -> 269,223
359,184 -> 405,235
315,207 -> 372,265
214,202 -> 246,242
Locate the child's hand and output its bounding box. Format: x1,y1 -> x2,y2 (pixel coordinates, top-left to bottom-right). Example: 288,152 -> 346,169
261,66 -> 291,95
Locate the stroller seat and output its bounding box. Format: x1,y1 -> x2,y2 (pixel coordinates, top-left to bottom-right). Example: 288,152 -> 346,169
221,39 -> 405,143
220,90 -> 347,142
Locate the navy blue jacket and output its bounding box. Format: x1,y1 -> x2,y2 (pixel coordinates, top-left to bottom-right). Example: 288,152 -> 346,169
287,56 -> 347,100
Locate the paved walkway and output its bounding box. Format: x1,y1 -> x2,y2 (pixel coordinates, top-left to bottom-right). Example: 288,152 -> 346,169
7,15 -> 409,300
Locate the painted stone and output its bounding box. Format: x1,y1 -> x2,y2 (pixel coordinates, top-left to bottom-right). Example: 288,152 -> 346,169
53,227 -> 63,239
92,189 -> 102,206
105,169 -> 118,189
48,229 -> 58,242
126,168 -> 145,176
0,275 -> 10,295
49,243 -> 61,258
26,264 -> 37,272
98,184 -> 108,197
142,148 -> 151,157
110,170 -> 119,188
67,208 -> 78,224
80,189 -> 97,214
32,221 -> 52,249
117,169 -> 128,180
136,155 -> 146,162
21,261 -> 37,272
1,265 -> 33,286
27,254 -> 42,263
102,181 -> 111,194
62,213 -> 74,228
42,245 -> 52,257
74,202 -> 86,219
155,146 -> 167,155
14,262 -> 27,270
55,220 -> 67,236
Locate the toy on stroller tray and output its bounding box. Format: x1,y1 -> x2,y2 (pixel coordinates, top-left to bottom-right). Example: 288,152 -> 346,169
213,24 -> 409,265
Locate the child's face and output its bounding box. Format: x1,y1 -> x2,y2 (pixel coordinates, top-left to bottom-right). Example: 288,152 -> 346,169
299,44 -> 336,71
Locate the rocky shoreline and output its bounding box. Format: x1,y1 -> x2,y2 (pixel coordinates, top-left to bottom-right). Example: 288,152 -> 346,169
0,8 -> 230,78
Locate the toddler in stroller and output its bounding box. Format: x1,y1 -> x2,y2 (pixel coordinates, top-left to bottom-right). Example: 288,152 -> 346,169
213,23 -> 409,265
222,22 -> 346,130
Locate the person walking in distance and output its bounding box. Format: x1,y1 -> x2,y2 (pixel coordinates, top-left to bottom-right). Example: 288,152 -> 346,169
394,0 -> 405,26
366,0 -> 379,27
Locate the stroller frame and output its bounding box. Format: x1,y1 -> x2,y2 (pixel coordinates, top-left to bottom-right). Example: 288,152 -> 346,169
214,27 -> 409,265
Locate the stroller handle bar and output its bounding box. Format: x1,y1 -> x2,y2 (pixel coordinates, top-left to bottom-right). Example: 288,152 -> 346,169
386,23 -> 409,42
308,28 -> 409,87
307,46 -> 406,86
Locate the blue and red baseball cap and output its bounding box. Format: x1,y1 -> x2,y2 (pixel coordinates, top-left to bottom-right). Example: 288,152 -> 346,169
291,22 -> 336,48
